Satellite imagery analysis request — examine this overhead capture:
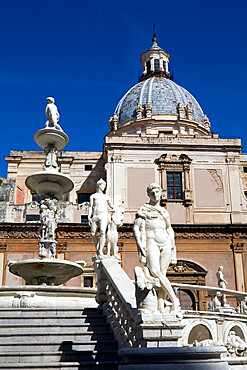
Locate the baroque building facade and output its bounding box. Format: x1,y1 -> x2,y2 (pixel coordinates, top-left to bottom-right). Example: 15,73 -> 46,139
1,35 -> 247,309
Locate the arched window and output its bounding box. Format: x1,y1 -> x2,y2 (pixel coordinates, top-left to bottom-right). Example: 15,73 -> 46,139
188,324 -> 212,344
177,289 -> 195,310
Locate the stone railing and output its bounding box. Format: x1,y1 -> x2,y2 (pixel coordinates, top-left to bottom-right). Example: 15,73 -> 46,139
172,283 -> 247,313
93,258 -> 185,348
93,258 -> 140,347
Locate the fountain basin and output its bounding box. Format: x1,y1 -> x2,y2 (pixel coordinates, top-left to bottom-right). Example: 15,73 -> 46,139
34,128 -> 69,150
25,171 -> 74,198
0,285 -> 97,308
8,259 -> 83,285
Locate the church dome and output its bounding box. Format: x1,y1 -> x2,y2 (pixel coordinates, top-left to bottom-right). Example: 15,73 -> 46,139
108,33 -> 211,135
114,77 -> 205,127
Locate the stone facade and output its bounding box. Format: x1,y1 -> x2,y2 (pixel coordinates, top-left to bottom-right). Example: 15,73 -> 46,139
0,36 -> 247,309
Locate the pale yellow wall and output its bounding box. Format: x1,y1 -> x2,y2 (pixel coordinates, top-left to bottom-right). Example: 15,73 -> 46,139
194,169 -> 225,208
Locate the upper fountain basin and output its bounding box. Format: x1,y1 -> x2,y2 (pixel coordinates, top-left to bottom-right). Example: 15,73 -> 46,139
34,128 -> 69,150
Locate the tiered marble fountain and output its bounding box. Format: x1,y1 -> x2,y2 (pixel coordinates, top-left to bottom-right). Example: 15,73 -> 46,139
9,97 -> 84,288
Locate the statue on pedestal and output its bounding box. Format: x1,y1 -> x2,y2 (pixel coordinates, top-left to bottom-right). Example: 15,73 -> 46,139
106,206 -> 124,258
39,197 -> 58,258
133,183 -> 180,315
216,265 -> 228,307
88,179 -> 114,256
45,97 -> 63,131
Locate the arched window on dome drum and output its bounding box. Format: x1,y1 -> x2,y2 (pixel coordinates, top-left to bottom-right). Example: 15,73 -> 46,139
154,59 -> 160,72
163,61 -> 166,72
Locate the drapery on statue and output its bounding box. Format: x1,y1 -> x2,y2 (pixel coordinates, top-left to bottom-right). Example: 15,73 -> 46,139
133,183 -> 180,315
45,97 -> 63,131
88,179 -> 114,256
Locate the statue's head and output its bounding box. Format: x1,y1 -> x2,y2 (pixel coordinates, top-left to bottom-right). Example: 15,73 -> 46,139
218,266 -> 223,271
147,183 -> 161,202
96,178 -> 106,192
47,97 -> 55,104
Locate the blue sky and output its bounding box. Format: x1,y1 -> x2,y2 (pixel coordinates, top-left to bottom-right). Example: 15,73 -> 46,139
0,0 -> 247,178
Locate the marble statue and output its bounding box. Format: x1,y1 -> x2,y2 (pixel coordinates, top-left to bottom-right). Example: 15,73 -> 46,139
193,339 -> 224,347
134,265 -> 172,313
133,183 -> 180,315
45,97 -> 63,131
88,179 -> 114,256
44,144 -> 59,171
216,265 -> 228,307
226,331 -> 247,357
39,197 -> 58,258
217,266 -> 227,289
208,291 -> 222,311
237,296 -> 247,314
106,206 -> 124,257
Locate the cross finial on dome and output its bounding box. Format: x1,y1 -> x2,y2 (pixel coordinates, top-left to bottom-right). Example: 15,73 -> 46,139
152,24 -> 157,43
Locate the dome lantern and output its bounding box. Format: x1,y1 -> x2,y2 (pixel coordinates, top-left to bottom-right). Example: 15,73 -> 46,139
140,26 -> 171,81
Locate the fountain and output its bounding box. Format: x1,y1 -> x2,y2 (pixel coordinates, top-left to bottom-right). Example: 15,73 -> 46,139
4,98 -> 91,308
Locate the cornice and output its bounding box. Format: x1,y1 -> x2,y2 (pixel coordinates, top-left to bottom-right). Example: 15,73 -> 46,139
0,223 -> 246,241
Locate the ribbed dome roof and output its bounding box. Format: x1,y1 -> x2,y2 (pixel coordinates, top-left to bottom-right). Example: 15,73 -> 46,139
114,77 -> 205,126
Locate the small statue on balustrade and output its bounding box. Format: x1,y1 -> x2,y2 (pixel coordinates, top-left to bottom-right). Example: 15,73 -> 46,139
88,179 -> 114,256
216,265 -> 228,307
208,291 -> 222,311
133,183 -> 181,316
106,206 -> 124,258
236,296 -> 247,314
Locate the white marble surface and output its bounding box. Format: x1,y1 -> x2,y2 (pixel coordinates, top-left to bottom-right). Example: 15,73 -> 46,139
133,183 -> 180,315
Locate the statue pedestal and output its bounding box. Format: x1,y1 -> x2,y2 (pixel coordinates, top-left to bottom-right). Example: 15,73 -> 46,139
34,128 -> 69,150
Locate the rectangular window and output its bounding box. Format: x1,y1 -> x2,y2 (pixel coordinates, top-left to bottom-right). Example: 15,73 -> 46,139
154,59 -> 160,72
163,61 -> 166,71
32,193 -> 41,203
243,167 -> 247,173
81,215 -> 88,224
85,165 -> 93,171
167,172 -> 182,200
84,276 -> 93,288
26,214 -> 40,222
78,193 -> 91,204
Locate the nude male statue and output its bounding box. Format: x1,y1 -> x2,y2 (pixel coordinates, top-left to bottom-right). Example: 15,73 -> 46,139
88,179 -> 114,255
216,265 -> 228,307
133,183 -> 180,314
216,265 -> 227,289
45,97 -> 63,131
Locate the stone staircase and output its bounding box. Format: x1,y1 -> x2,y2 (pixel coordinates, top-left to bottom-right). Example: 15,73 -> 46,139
0,307 -> 122,369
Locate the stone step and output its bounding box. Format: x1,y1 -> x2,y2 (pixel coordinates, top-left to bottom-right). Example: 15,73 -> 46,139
0,331 -> 114,344
0,361 -> 120,369
0,308 -> 102,317
0,323 -> 110,334
0,340 -> 118,352
0,315 -> 106,325
0,350 -> 121,363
